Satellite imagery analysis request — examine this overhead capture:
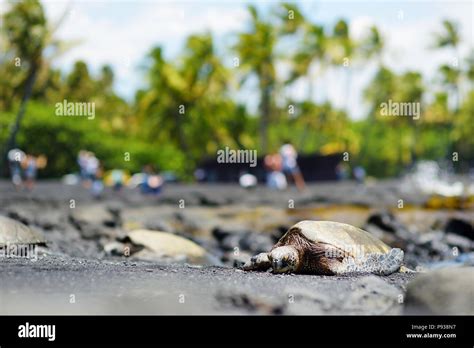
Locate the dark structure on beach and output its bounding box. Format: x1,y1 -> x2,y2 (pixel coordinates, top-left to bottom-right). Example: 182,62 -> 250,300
197,153 -> 343,183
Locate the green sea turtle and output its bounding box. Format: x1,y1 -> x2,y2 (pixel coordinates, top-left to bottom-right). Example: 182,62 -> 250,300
243,220 -> 405,275
0,215 -> 46,245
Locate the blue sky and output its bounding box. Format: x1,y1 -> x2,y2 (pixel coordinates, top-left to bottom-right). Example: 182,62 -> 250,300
3,0 -> 472,119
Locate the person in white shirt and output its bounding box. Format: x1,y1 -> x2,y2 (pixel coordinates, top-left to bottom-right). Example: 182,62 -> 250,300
279,141 -> 306,191
7,148 -> 25,189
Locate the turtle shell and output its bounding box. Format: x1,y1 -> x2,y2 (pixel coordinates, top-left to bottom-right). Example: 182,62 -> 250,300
0,216 -> 46,245
293,220 -> 390,256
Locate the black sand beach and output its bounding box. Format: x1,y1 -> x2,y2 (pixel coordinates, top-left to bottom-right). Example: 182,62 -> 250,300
0,180 -> 472,315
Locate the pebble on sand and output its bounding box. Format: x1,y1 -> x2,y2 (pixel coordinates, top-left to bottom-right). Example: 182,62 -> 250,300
0,215 -> 47,245
117,229 -> 221,265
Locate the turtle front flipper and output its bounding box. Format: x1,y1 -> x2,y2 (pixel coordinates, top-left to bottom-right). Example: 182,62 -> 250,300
334,248 -> 404,276
243,252 -> 271,272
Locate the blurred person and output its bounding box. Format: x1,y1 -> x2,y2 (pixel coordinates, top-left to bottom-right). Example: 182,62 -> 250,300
84,152 -> 99,188
91,162 -> 104,199
264,153 -> 287,190
336,163 -> 350,181
7,148 -> 24,185
140,165 -> 163,195
194,168 -> 206,182
22,154 -> 47,191
279,140 -> 305,191
77,151 -> 104,198
7,148 -> 25,190
353,165 -> 366,184
77,150 -> 89,185
110,169 -> 126,191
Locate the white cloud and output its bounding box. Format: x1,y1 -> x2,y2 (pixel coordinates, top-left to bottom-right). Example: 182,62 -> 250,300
42,1 -> 249,98
350,16 -> 374,41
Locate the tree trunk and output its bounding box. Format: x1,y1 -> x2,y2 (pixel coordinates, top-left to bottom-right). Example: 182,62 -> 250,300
298,65 -> 317,151
259,84 -> 271,154
174,107 -> 193,173
397,124 -> 404,173
344,67 -> 352,112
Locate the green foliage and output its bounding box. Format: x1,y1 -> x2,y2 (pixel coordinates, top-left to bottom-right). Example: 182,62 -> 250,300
3,0 -> 47,65
453,91 -> 474,153
136,35 -> 249,174
0,101 -> 189,178
432,19 -> 460,49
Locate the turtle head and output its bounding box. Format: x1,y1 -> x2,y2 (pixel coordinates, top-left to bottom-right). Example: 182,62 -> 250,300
269,246 -> 299,274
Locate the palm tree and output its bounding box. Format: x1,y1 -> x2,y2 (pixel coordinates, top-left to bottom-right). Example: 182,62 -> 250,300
362,66 -> 396,171
358,25 -> 385,164
360,26 -> 384,65
277,4 -> 331,151
288,23 -> 328,101
324,19 -> 359,150
65,61 -> 96,101
329,19 -> 356,109
464,50 -> 474,89
180,33 -> 235,156
138,34 -> 235,169
1,0 -> 74,170
433,20 -> 460,52
1,0 -> 47,167
234,5 -> 277,153
431,19 -> 462,158
432,19 -> 461,111
275,3 -> 306,36
438,64 -> 461,97
395,71 -> 424,164
137,46 -> 189,154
